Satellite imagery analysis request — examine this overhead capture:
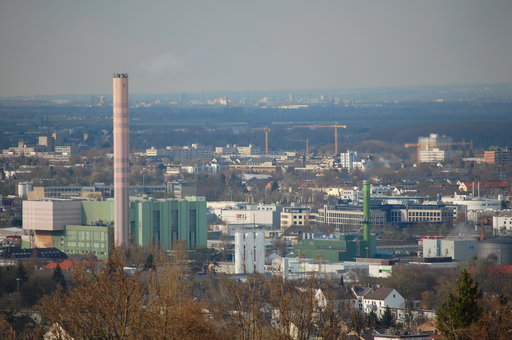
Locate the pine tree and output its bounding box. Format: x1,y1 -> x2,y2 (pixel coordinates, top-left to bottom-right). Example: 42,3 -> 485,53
379,306 -> 394,329
16,262 -> 28,283
366,310 -> 378,329
52,265 -> 67,290
144,253 -> 154,270
436,269 -> 481,340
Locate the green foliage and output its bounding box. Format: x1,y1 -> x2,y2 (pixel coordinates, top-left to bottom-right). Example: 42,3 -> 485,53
436,269 -> 481,340
379,306 -> 394,329
366,310 -> 378,330
382,264 -> 458,307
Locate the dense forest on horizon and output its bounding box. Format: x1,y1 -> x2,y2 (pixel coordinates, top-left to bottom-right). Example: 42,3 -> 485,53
1,99 -> 511,151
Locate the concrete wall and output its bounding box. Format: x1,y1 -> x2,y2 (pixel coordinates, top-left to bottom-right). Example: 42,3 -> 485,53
369,265 -> 393,278
53,225 -> 112,260
440,239 -> 477,260
219,205 -> 281,228
23,200 -> 81,231
422,239 -> 441,257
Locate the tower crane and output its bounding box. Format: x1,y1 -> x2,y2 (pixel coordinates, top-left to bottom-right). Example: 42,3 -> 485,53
290,138 -> 309,158
253,126 -> 270,154
294,123 -> 347,155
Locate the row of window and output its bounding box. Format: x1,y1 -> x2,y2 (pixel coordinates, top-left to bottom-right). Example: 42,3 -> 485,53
66,241 -> 105,249
66,230 -> 107,242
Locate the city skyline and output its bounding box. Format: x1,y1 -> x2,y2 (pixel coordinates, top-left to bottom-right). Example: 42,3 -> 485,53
1,0 -> 512,96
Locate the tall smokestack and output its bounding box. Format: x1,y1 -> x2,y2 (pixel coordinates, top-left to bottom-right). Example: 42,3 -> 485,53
363,180 -> 371,243
113,73 -> 129,247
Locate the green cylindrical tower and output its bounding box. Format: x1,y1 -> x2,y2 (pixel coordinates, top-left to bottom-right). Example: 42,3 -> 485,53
363,180 -> 371,243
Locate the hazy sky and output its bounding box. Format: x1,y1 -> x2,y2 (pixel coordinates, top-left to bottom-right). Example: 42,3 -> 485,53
1,0 -> 511,96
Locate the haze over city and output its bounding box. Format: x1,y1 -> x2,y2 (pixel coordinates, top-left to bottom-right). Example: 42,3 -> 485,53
1,0 -> 512,96
1,1 -> 512,339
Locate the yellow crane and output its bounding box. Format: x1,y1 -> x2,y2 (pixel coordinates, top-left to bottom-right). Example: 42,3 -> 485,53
294,123 -> 347,155
253,126 -> 270,154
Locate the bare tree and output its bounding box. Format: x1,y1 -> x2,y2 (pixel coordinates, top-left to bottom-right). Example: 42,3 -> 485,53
37,246 -> 221,340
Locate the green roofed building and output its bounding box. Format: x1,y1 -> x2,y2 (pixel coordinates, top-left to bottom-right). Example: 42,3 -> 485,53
294,233 -> 377,262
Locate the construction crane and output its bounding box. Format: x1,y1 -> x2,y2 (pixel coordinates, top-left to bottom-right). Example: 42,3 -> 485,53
294,123 -> 347,155
290,138 -> 309,158
404,141 -> 470,164
253,126 -> 270,154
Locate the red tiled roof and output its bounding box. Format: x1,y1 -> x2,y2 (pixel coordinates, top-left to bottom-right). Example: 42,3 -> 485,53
44,259 -> 73,270
43,259 -> 101,270
468,265 -> 512,276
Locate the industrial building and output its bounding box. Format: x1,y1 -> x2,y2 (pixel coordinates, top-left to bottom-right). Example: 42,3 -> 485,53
26,184 -> 170,200
23,197 -> 207,259
318,206 -> 386,232
422,238 -> 477,261
294,181 -> 377,261
318,201 -> 453,231
294,233 -> 377,261
478,238 -> 512,265
234,231 -> 265,274
213,203 -> 282,229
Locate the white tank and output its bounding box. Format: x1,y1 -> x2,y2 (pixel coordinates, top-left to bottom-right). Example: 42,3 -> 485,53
255,231 -> 265,273
234,232 -> 245,274
17,182 -> 32,199
283,258 -> 289,280
245,232 -> 255,273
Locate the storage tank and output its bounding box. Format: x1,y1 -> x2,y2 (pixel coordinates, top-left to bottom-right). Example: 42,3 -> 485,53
245,232 -> 255,273
234,232 -> 245,274
255,231 -> 265,273
17,182 -> 33,199
478,238 -> 512,265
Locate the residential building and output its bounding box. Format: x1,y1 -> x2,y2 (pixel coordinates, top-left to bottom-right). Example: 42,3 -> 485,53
38,136 -> 55,150
484,146 -> 511,165
2,142 -> 39,156
362,287 -> 405,316
280,206 -> 313,228
54,145 -> 76,155
145,146 -> 170,157
417,133 -> 453,163
493,214 -> 512,236
215,144 -> 260,156
167,144 -> 214,161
